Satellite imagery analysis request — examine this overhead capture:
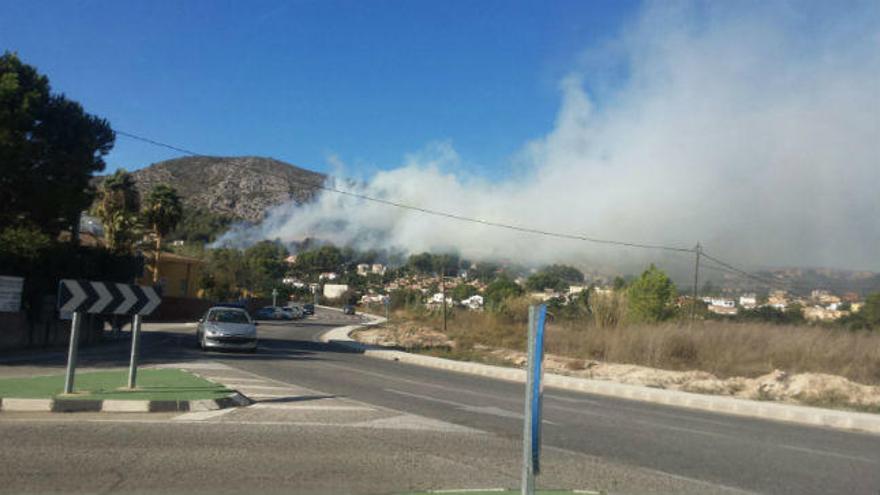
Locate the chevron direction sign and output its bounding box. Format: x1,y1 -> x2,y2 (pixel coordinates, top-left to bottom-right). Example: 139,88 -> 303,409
57,279 -> 161,316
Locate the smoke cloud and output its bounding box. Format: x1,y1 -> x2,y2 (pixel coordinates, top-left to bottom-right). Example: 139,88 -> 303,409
216,2 -> 880,273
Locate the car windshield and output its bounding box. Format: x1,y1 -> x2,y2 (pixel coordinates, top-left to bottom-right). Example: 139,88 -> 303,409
208,310 -> 250,324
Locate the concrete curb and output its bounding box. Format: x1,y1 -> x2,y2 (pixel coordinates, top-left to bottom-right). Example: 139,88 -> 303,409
0,392 -> 251,414
324,319 -> 880,435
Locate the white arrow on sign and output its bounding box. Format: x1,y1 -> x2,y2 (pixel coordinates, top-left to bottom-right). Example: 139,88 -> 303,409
139,287 -> 161,315
115,283 -> 137,315
60,281 -> 87,313
89,283 -> 113,313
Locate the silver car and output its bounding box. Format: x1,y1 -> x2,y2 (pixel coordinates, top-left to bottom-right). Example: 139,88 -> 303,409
283,305 -> 304,319
196,306 -> 258,352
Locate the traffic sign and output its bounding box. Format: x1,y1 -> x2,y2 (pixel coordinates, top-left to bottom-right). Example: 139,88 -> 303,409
57,279 -> 160,316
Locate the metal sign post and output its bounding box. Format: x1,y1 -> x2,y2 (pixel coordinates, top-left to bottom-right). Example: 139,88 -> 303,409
127,314 -> 143,389
63,311 -> 83,394
272,288 -> 278,307
57,279 -> 161,394
521,304 -> 547,495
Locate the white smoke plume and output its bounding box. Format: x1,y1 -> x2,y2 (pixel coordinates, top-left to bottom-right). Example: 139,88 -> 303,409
215,2 -> 880,272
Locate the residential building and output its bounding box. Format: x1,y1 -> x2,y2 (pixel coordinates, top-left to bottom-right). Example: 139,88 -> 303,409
804,306 -> 845,321
528,290 -> 562,302
461,295 -> 484,310
704,297 -> 737,315
568,285 -> 587,296
323,284 -> 349,299
739,293 -> 757,309
768,290 -> 788,309
137,252 -> 204,299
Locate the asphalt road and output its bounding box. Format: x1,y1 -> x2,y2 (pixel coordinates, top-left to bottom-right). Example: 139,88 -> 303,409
2,308 -> 879,494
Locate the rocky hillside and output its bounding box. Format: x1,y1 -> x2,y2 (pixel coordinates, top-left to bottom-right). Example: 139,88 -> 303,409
126,156 -> 325,222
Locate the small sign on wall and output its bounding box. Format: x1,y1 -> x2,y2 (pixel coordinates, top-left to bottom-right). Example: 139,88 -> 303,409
0,276 -> 24,313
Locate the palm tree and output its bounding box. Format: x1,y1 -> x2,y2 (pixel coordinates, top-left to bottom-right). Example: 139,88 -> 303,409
94,169 -> 140,253
142,184 -> 183,282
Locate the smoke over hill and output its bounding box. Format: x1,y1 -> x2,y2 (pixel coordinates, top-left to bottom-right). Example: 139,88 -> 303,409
215,2 -> 880,273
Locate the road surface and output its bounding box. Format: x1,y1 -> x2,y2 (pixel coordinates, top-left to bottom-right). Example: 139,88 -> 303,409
1,308 -> 878,494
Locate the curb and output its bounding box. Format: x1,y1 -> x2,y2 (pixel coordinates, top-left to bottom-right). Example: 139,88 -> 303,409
0,392 -> 251,414
323,319 -> 880,435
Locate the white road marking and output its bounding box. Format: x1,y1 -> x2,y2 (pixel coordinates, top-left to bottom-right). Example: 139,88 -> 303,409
250,403 -> 374,411
0,417 -> 486,432
235,385 -> 299,391
150,362 -> 233,370
385,388 -> 557,424
172,408 -> 237,421
201,377 -> 266,383
431,490 -> 506,494
350,414 -> 481,433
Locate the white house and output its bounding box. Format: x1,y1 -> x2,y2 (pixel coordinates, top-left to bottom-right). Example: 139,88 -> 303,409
739,293 -> 757,309
360,294 -> 386,304
705,297 -> 737,315
356,264 -> 371,276
430,292 -> 453,305
319,272 -> 339,281
462,294 -> 484,310
371,263 -> 386,275
323,284 -> 349,299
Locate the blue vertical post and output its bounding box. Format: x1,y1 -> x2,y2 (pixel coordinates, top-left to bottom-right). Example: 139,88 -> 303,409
522,304 -> 547,495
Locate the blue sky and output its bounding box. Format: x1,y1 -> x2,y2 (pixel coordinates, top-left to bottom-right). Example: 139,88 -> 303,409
0,0 -> 638,178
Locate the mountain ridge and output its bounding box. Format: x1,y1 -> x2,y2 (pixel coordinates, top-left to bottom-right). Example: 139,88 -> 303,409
119,156 -> 325,222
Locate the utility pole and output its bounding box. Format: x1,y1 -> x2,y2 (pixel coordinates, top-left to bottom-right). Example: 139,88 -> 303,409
691,242 -> 702,321
441,270 -> 447,333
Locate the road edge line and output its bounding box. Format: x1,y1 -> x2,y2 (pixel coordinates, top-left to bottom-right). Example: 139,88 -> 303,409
321,315 -> 880,435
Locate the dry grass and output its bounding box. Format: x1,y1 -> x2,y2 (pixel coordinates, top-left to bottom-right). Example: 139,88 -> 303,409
543,321 -> 880,385
393,298 -> 880,386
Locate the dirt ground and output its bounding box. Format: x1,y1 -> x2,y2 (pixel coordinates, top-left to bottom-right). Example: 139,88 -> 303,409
355,325 -> 880,413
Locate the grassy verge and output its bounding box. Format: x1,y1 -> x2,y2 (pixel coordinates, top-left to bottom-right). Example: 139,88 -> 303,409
0,368 -> 231,401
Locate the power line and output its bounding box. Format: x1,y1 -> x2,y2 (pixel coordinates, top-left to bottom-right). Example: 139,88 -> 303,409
700,252 -> 790,289
115,129 -> 696,254
115,130 -> 203,157
115,129 -> 879,292
700,252 -> 880,292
